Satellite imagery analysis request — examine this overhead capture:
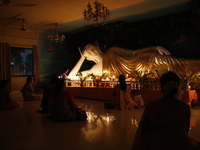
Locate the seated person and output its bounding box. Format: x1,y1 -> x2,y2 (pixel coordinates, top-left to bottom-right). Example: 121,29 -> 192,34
112,75 -> 138,110
61,68 -> 69,87
37,75 -> 57,113
132,71 -> 200,150
47,78 -> 82,122
134,94 -> 144,109
21,76 -> 41,101
61,68 -> 69,80
0,80 -> 20,110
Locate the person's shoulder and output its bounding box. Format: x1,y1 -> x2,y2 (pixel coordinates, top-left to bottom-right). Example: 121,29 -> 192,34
174,99 -> 190,109
45,84 -> 55,89
147,98 -> 161,103
0,88 -> 8,94
26,83 -> 32,86
45,84 -> 55,92
149,97 -> 190,109
23,83 -> 28,89
145,98 -> 162,107
63,89 -> 72,94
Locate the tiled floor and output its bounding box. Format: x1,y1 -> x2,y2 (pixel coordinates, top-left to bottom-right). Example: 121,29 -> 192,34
0,90 -> 200,150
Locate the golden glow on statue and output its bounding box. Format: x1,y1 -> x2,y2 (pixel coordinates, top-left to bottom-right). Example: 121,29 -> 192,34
67,44 -> 196,80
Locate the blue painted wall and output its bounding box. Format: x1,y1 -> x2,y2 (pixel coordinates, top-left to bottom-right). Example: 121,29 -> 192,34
37,34 -> 70,88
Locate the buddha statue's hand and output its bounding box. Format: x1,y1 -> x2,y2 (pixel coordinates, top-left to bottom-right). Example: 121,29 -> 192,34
77,72 -> 82,77
78,47 -> 84,57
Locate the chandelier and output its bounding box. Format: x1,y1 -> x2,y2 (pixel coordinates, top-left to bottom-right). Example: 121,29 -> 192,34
48,23 -> 65,44
83,0 -> 111,25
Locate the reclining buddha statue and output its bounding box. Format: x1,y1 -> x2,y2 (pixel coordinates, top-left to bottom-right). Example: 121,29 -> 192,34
67,44 -> 192,79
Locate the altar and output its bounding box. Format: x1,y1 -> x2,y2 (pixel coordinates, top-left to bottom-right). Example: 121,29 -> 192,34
67,87 -> 198,105
65,44 -> 200,106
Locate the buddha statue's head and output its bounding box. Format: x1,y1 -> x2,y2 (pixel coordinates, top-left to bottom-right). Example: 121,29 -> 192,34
82,44 -> 103,62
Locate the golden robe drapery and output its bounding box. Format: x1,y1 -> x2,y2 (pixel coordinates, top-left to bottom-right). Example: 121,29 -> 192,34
103,46 -> 190,77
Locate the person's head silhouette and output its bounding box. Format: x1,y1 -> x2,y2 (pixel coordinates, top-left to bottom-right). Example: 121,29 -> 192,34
160,71 -> 180,97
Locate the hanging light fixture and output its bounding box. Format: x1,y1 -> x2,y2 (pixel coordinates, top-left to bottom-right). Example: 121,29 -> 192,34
48,23 -> 65,44
83,0 -> 111,25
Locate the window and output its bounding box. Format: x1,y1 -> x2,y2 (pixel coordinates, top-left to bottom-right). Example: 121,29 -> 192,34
10,47 -> 34,76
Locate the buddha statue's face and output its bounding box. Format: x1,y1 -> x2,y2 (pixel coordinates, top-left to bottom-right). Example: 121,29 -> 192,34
83,44 -> 101,61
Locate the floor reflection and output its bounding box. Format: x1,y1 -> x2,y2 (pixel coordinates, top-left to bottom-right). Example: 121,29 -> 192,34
0,92 -> 200,150
86,112 -> 116,122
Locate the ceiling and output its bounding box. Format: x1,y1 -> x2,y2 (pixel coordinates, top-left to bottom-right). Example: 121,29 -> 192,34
0,0 -> 191,33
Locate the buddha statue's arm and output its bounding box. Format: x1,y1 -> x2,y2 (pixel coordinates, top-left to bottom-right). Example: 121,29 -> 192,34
134,46 -> 170,55
68,55 -> 85,79
78,57 -> 103,77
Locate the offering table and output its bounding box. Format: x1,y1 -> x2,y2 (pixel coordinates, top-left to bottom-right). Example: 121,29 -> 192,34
67,87 -> 198,105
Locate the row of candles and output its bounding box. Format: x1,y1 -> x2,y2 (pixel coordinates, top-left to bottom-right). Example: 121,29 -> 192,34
66,80 -> 161,90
